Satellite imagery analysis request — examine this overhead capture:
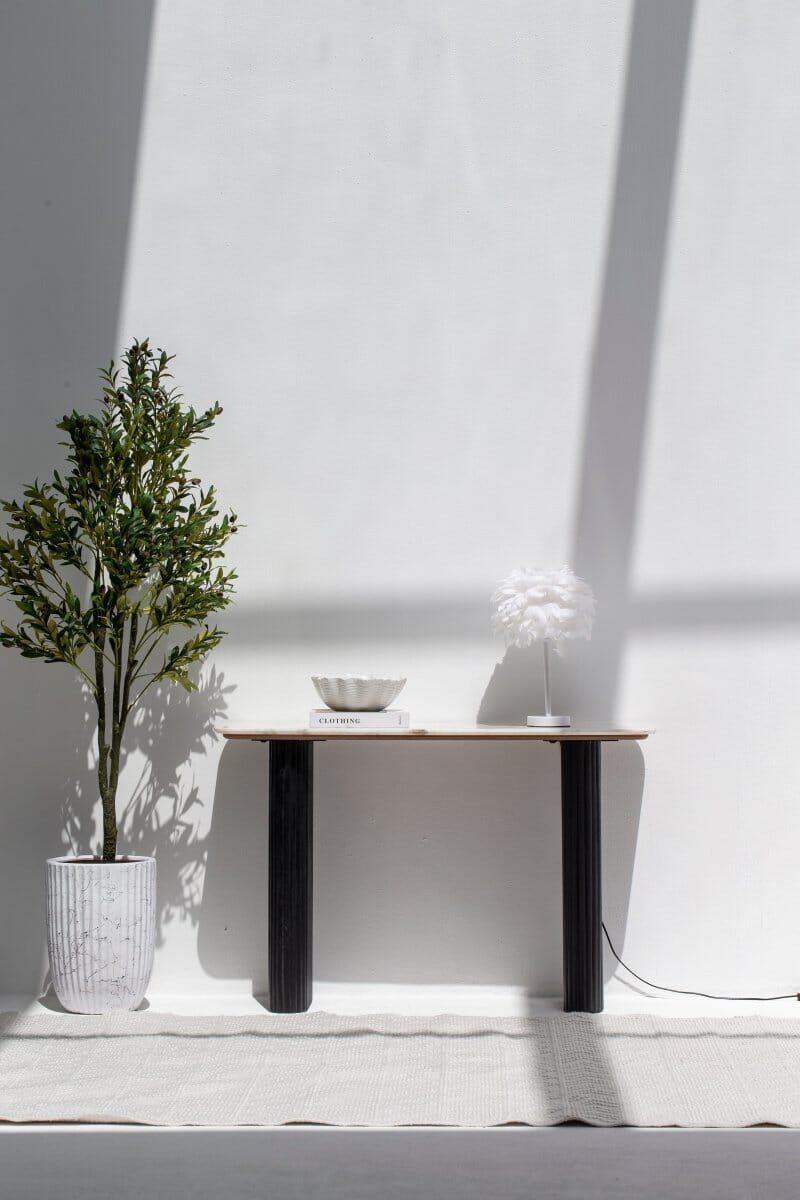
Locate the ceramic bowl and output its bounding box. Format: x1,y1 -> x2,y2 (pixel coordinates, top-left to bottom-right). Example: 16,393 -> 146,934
311,674 -> 406,712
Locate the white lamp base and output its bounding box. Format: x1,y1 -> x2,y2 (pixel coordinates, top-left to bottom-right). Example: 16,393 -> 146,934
527,714 -> 570,728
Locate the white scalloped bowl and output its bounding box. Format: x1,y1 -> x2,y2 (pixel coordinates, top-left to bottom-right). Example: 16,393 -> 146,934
312,674 -> 406,712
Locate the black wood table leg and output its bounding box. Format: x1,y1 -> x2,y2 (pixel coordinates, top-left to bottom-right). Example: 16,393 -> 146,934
268,740 -> 313,1013
560,740 -> 603,1012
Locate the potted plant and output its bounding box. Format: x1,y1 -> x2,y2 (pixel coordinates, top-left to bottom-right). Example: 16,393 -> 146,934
0,339 -> 237,1012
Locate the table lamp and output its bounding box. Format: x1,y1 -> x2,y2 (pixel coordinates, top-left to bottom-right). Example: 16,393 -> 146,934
491,565 -> 595,727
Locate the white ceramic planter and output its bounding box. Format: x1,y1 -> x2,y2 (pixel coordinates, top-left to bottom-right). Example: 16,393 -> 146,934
45,855 -> 156,1014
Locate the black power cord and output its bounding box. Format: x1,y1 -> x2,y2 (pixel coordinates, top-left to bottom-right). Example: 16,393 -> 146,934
602,923 -> 799,1003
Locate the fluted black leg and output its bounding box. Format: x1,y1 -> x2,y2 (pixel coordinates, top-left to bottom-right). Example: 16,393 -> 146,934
560,741 -> 603,1012
268,741 -> 313,1013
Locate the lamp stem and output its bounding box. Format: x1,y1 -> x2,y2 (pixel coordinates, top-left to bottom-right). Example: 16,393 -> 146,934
543,639 -> 552,716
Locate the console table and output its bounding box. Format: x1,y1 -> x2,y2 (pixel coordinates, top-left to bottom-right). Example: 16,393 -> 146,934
221,724 -> 650,1014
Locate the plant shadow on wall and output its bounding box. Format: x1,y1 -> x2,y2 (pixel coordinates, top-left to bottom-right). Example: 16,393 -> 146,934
52,668 -> 233,972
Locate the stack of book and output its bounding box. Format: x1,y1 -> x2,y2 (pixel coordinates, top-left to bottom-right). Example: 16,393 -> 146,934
309,709 -> 410,729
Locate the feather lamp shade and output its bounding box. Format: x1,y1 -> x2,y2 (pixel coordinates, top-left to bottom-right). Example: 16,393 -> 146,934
491,566 -> 596,727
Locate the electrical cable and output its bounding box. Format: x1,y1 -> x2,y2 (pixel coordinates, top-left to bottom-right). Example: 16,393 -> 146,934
601,923 -> 798,1003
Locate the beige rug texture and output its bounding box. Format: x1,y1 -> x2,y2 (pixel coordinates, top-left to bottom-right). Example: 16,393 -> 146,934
1,1012 -> 799,1127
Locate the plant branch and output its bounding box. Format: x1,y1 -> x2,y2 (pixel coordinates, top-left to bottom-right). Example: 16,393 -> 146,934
120,610 -> 138,725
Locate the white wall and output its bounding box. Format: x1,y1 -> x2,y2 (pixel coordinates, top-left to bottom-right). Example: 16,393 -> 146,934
2,0 -> 800,1002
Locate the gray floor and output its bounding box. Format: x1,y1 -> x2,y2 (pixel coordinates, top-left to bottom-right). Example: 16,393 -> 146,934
1,1127 -> 799,1200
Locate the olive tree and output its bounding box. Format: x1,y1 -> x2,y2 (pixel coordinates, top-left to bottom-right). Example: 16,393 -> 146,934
0,339 -> 237,860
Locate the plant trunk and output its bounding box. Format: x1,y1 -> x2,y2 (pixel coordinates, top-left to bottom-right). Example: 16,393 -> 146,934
101,721 -> 125,862
98,609 -> 138,862
97,701 -> 117,861
101,786 -> 117,862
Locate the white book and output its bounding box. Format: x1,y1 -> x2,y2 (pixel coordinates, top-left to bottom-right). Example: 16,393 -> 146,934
309,709 -> 410,729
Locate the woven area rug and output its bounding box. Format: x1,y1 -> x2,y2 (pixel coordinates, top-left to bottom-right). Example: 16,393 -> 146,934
1,1011 -> 799,1127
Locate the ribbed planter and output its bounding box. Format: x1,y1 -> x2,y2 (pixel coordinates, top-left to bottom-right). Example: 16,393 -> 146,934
45,856 -> 156,1014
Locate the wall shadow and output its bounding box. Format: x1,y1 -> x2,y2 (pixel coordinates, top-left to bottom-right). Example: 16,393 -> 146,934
218,595 -> 489,645
478,1 -> 695,1013
565,0 -> 695,1002
566,0 -> 695,1004
0,1 -> 154,461
562,0 -> 695,720
312,739 -> 564,989
481,0 -> 696,729
631,588 -> 800,631
0,658 -> 229,998
61,669 -> 233,942
513,0 -> 696,1109
201,738 -> 565,994
0,656 -> 92,993
478,645 -> 595,726
599,741 -> 645,984
0,1 -> 155,995
197,739 -> 270,993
